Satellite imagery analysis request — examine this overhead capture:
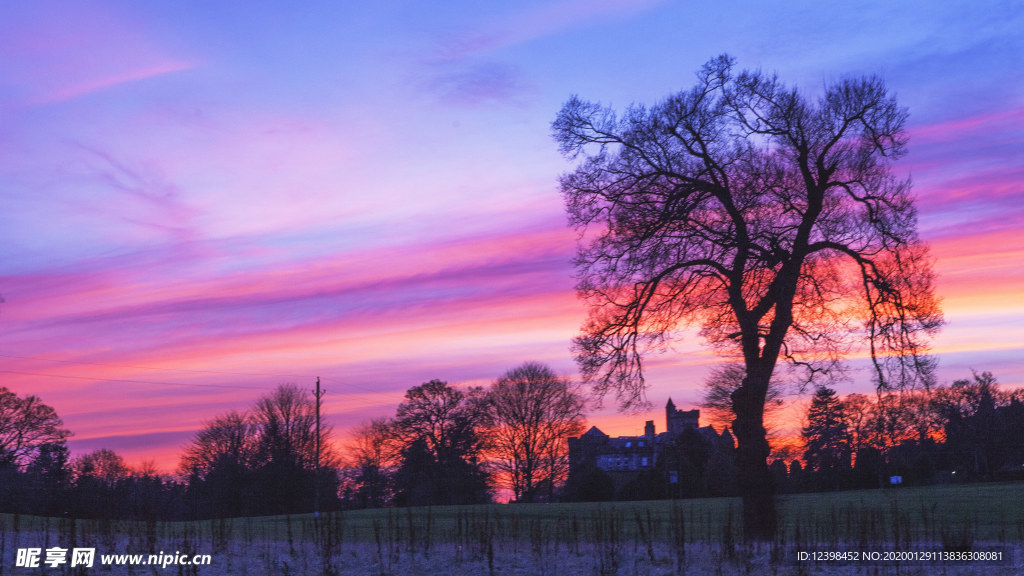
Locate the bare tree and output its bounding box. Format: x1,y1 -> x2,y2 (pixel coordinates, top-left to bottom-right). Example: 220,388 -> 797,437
72,448 -> 130,488
841,393 -> 874,455
552,55 -> 941,539
483,362 -> 586,502
867,391 -> 926,449
179,384 -> 339,515
251,384 -> 339,513
392,380 -> 486,467
0,387 -> 71,468
253,384 -> 324,470
179,410 -> 255,479
347,418 -> 399,472
344,418 -> 400,508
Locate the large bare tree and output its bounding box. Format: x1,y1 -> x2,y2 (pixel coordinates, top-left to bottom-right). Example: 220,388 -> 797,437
0,387 -> 71,468
483,362 -> 586,502
552,55 -> 941,540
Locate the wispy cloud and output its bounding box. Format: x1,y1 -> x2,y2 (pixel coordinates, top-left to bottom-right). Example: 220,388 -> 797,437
428,62 -> 532,107
431,0 -> 666,61
31,61 -> 194,106
417,0 -> 664,107
72,143 -> 202,240
0,3 -> 196,109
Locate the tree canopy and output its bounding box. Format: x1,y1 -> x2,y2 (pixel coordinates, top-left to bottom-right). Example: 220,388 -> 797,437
483,362 -> 586,502
391,379 -> 490,506
802,387 -> 850,489
553,54 -> 941,540
0,386 -> 71,468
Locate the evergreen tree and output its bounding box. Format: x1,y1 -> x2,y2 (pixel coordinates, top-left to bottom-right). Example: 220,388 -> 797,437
802,387 -> 851,490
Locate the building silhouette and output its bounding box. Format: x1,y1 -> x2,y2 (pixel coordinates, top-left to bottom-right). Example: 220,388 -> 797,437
566,399 -> 735,498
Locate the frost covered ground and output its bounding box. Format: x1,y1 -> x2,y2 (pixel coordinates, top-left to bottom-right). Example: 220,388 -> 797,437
5,484 -> 1022,575
5,527 -> 1020,575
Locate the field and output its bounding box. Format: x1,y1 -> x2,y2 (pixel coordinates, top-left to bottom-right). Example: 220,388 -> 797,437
4,482 -> 1022,575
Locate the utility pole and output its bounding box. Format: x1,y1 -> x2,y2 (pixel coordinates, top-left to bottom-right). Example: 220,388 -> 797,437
313,376 -> 324,518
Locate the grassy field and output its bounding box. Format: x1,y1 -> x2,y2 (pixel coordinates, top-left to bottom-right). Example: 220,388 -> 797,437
3,482 -> 1022,575
227,481 -> 1024,544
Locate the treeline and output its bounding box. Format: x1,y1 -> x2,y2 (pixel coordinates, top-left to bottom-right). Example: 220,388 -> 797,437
789,371 -> 1024,492
0,383 -> 335,520
1,369 -> 1021,519
340,362 -> 585,508
561,371 -> 1024,504
0,362 -> 585,519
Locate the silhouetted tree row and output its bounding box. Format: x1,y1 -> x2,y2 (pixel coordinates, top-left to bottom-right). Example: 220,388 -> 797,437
0,383 -> 339,520
340,362 -> 586,508
559,370 -> 1023,504
180,383 -> 340,518
2,365 -> 584,518
3,370 -> 1019,519
0,441 -> 189,520
0,387 -> 185,519
791,371 -> 1024,492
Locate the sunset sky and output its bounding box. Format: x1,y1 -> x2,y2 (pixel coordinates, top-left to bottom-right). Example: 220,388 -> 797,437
1,1 -> 1022,471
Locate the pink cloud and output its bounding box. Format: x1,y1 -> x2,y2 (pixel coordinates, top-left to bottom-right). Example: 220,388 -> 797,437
908,108 -> 1024,145
32,61 -> 194,106
0,3 -> 197,109
0,222 -> 588,470
930,229 -> 1024,313
10,209 -> 1022,473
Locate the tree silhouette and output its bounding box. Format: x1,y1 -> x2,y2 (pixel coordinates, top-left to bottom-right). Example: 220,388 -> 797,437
345,417 -> 399,508
552,54 -> 941,539
391,380 -> 490,505
179,384 -> 338,516
483,362 -> 586,502
70,448 -> 131,518
937,371 -> 1014,478
180,411 -> 256,517
23,442 -> 71,515
0,387 -> 71,468
180,410 -> 255,479
251,384 -> 338,514
802,387 -> 850,490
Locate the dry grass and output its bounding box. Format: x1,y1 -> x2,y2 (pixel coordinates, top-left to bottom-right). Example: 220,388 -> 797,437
3,482 -> 1022,575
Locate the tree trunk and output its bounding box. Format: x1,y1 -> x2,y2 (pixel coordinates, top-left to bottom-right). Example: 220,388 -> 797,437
731,377 -> 777,541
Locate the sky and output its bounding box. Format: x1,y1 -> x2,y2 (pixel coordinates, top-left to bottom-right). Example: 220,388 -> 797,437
1,0 -> 1022,472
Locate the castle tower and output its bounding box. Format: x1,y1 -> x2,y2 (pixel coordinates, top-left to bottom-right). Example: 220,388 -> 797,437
666,398 -> 680,435
666,397 -> 699,436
